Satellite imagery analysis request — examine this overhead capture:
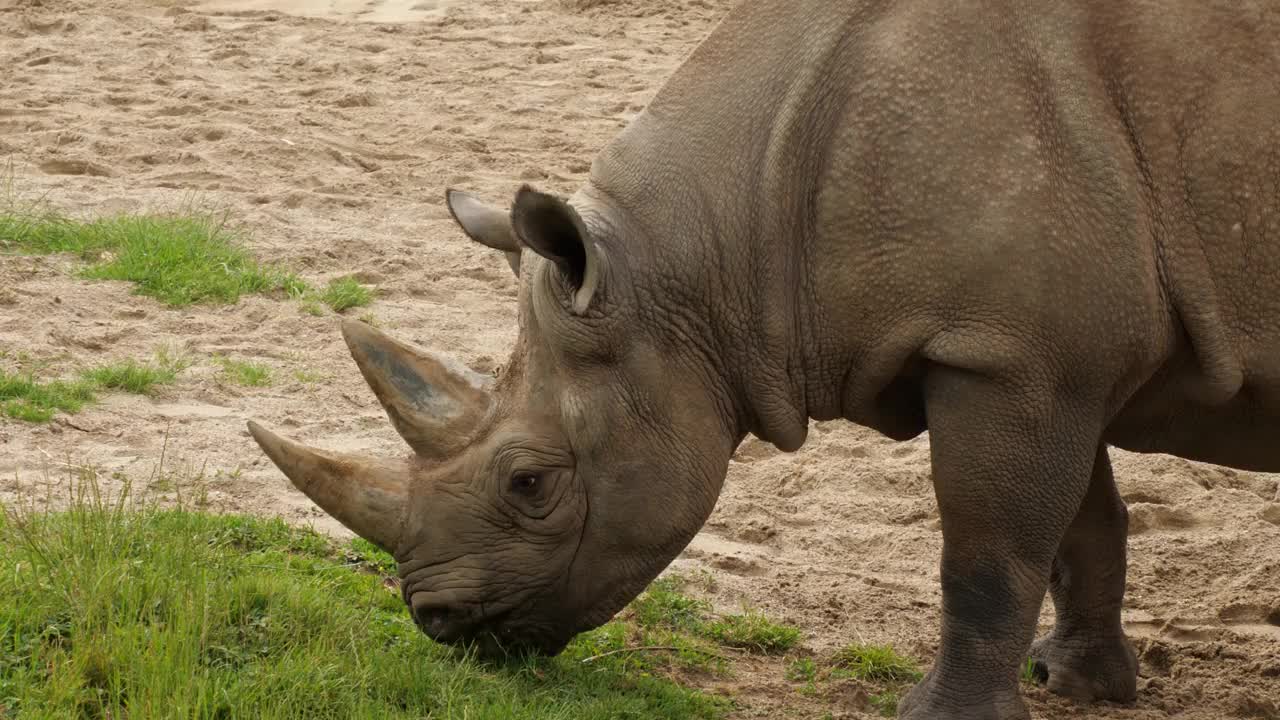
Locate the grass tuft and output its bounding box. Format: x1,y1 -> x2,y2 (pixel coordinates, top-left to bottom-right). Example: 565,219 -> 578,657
0,372 -> 97,423
292,368 -> 326,385
1,193 -> 387,316
81,357 -> 183,396
785,657 -> 817,683
601,575 -> 805,676
319,276 -> 374,313
216,356 -> 272,387
0,351 -> 188,422
1,207 -> 309,307
344,537 -> 397,576
631,577 -> 712,632
300,299 -> 326,317
785,657 -> 819,697
1020,656 -> 1041,685
870,690 -> 903,717
0,467 -> 729,719
830,643 -> 922,683
782,642 -> 921,713
702,610 -> 801,654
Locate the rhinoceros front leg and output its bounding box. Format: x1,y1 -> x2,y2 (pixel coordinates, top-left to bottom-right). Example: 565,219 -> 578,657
1027,445 -> 1139,702
897,367 -> 1102,720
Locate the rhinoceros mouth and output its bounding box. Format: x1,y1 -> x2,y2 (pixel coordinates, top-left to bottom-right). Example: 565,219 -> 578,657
411,604 -> 512,644
408,592 -> 504,636
406,590 -> 570,656
415,610 -> 571,658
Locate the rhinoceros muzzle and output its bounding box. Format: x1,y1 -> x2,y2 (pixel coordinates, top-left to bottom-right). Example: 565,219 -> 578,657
409,598 -> 568,656
410,597 -> 507,645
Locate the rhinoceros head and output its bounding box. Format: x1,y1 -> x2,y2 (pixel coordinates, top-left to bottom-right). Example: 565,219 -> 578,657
247,185 -> 738,656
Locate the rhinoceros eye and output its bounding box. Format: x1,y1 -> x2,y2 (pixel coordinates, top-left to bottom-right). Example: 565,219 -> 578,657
510,473 -> 540,495
502,469 -> 562,520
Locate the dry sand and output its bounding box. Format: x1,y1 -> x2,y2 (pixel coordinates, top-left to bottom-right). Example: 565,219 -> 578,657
1,0 -> 1278,717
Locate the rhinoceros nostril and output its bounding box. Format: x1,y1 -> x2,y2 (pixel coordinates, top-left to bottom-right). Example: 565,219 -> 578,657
412,601 -> 477,643
413,604 -> 451,634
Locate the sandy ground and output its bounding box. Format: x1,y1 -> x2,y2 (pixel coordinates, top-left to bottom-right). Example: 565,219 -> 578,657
2,0 -> 1279,718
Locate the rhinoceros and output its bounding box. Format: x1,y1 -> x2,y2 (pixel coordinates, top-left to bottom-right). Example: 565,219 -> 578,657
246,0 -> 1280,717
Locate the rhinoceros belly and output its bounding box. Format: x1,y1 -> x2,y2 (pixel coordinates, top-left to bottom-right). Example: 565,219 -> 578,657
1106,355 -> 1280,473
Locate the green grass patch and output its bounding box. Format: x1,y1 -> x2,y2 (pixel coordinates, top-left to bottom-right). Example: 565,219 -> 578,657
291,368 -> 326,385
830,643 -> 922,683
0,188 -> 386,315
216,356 -> 272,387
0,372 -> 97,423
81,354 -> 187,396
299,298 -> 327,317
0,470 -> 730,719
343,537 -> 397,576
1020,656 -> 1042,685
702,610 -> 801,654
0,204 -> 112,256
630,576 -> 712,632
1,352 -> 187,422
1,208 -> 309,307
785,657 -> 819,697
870,690 -> 903,717
619,576 -> 799,666
319,276 -> 374,313
785,657 -> 817,683
779,642 -> 922,715
829,643 -> 920,717
595,578 -> 729,677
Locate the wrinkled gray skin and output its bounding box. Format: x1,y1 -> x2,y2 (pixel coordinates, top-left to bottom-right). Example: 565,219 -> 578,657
247,1 -> 1280,717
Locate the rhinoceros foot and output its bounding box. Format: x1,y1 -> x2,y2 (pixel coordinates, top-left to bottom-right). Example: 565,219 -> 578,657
897,668 -> 1030,720
1028,631 -> 1139,704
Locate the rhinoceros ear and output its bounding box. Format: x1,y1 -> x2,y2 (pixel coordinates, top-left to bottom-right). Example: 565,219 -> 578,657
510,185 -> 602,314
445,189 -> 521,277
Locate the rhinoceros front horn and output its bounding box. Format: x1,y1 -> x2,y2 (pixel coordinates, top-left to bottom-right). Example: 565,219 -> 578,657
340,319 -> 494,460
247,421 -> 410,553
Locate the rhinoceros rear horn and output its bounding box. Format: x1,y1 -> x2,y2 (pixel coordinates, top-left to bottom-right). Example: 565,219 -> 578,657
446,189 -> 521,277
247,421 -> 408,553
340,319 -> 494,460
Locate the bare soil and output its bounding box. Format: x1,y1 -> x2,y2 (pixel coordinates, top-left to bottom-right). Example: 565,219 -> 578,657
2,1 -> 1278,718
